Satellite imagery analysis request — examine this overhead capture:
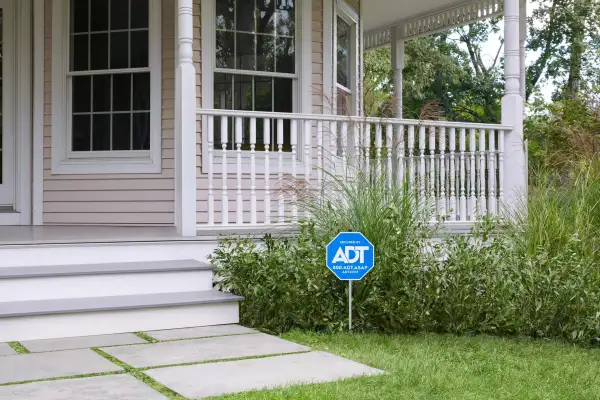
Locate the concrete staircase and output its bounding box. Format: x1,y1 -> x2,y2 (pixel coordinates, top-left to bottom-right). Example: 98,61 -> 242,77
0,260 -> 242,342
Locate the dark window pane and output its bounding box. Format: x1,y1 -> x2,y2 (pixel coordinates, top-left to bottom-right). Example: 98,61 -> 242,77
276,7 -> 295,37
110,0 -> 129,30
130,0 -> 149,29
216,31 -> 234,69
92,114 -> 111,150
71,34 -> 89,71
274,78 -> 292,113
275,37 -> 294,73
132,113 -> 150,150
130,30 -> 149,68
257,0 -> 275,35
233,75 -> 253,111
236,0 -> 255,32
132,73 -> 150,111
337,16 -> 350,88
110,31 -> 129,69
215,0 -> 235,30
72,114 -> 91,151
90,0 -> 109,31
236,33 -> 255,70
214,73 -> 232,109
256,35 -> 274,72
254,77 -> 272,112
112,74 -> 131,111
112,113 -> 131,150
90,33 -> 109,70
92,74 -> 111,112
72,76 -> 91,113
72,0 -> 90,33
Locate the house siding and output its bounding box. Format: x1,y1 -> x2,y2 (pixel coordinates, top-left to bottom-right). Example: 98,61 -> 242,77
43,0 -> 175,225
194,0 -> 327,225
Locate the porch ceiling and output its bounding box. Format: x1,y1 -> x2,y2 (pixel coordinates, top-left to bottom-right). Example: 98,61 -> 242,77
363,0 -> 460,33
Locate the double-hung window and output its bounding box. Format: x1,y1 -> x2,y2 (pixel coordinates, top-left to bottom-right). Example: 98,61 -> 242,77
335,2 -> 358,116
213,0 -> 297,151
52,0 -> 161,174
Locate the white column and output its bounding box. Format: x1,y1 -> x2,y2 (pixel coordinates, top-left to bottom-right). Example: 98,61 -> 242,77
175,0 -> 197,236
501,0 -> 526,217
519,0 -> 527,102
390,25 -> 405,118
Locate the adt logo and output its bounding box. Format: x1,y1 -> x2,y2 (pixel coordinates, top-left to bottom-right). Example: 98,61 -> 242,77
326,232 -> 375,281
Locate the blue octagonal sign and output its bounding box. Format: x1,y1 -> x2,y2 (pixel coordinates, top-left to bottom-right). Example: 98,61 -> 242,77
326,232 -> 375,281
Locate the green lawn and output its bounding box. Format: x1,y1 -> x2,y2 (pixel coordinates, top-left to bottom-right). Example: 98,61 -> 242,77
212,331 -> 600,400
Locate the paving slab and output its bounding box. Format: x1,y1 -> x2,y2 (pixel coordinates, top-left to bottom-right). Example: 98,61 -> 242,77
0,374 -> 168,400
103,333 -> 310,368
0,342 -> 16,356
145,324 -> 257,341
0,349 -> 122,385
20,333 -> 147,353
147,351 -> 385,399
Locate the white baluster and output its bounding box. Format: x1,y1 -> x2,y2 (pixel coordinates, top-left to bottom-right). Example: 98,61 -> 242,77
439,127 -> 446,217
317,121 -> 323,188
449,128 -> 456,220
498,129 -> 505,214
429,127 -> 436,217
250,118 -> 257,225
396,124 -> 405,187
386,123 -> 393,188
329,120 -> 337,175
291,120 -> 298,220
479,129 -> 487,216
459,128 -> 467,221
304,120 -> 312,183
408,125 -> 415,188
343,122 -> 350,178
469,128 -> 477,220
207,116 -> 215,225
235,117 -> 243,224
488,129 -> 497,215
221,117 -> 229,225
365,123 -> 371,176
264,119 -> 271,225
419,126 -> 426,205
375,124 -> 383,181
278,119 -> 285,223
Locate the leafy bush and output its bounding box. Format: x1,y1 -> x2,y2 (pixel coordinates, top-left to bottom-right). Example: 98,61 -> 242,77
210,167 -> 600,343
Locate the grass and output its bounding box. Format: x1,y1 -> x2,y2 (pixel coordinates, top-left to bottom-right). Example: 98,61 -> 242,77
211,331 -> 600,400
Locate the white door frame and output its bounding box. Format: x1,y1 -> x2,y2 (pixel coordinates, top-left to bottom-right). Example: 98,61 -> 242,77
0,0 -> 33,225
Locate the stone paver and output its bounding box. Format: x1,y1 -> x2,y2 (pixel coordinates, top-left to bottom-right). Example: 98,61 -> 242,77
103,333 -> 310,368
147,351 -> 385,399
0,374 -> 168,400
0,342 -> 16,356
145,324 -> 256,341
21,333 -> 147,353
0,349 -> 122,385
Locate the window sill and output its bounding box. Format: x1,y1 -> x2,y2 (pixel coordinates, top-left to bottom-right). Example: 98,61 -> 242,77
51,155 -> 162,175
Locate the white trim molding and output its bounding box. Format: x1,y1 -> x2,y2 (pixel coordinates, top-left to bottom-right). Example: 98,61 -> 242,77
51,0 -> 162,175
33,0 -> 44,225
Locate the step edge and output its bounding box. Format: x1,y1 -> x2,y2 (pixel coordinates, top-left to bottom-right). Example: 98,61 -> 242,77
0,260 -> 215,279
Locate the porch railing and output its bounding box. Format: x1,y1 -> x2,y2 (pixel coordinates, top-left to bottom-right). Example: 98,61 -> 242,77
197,109 -> 513,229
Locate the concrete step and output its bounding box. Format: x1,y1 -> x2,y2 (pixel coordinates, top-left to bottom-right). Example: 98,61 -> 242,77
0,260 -> 215,302
0,291 -> 243,342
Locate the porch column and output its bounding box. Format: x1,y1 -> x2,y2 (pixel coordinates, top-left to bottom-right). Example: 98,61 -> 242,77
390,25 -> 405,118
519,0 -> 527,103
175,0 -> 197,237
501,0 -> 527,217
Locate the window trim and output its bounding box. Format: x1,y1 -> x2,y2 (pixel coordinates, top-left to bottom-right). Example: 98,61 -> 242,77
51,0 -> 162,175
334,0 -> 359,116
201,0 -> 312,174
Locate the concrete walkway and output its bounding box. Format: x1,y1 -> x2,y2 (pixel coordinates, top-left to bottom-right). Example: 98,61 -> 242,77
0,325 -> 383,399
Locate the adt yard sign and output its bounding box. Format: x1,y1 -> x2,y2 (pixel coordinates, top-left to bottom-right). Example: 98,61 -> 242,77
326,232 -> 375,281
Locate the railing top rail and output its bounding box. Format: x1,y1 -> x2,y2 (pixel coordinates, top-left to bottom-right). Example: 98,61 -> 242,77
196,108 -> 513,131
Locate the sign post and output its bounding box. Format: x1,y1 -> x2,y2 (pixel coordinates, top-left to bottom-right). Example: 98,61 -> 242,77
326,232 -> 375,331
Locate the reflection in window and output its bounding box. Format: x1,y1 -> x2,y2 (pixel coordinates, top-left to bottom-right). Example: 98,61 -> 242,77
336,16 -> 351,90
214,0 -> 296,151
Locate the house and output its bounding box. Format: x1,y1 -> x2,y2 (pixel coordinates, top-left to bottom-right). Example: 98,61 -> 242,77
0,0 -> 527,342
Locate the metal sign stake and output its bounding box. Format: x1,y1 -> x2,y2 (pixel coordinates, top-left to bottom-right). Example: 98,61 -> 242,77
349,281 -> 353,331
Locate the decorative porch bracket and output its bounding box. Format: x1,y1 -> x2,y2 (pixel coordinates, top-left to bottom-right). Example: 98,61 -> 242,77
364,0 -> 508,50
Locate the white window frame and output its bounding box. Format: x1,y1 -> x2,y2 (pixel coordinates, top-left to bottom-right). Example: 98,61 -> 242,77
334,0 -> 359,116
201,0 -> 312,174
51,0 -> 162,175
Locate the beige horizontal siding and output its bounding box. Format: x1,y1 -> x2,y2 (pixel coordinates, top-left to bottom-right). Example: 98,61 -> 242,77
42,0 -> 175,226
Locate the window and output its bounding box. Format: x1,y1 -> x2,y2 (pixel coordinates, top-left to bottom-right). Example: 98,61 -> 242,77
213,0 -> 296,151
52,0 -> 161,174
335,3 -> 357,116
